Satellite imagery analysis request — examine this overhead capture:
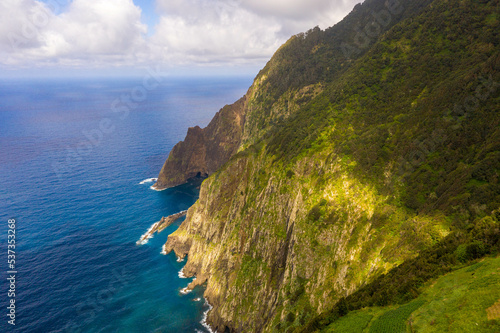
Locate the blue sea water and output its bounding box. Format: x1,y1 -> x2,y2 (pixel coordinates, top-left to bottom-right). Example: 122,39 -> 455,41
0,76 -> 252,333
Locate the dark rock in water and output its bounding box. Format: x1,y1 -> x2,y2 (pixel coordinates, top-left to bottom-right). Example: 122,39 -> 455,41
136,210 -> 187,245
157,210 -> 187,232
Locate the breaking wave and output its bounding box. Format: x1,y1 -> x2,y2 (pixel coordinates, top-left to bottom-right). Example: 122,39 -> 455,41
136,221 -> 160,245
139,178 -> 157,185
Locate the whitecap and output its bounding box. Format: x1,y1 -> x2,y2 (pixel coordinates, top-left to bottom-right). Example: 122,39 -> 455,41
160,244 -> 167,255
136,221 -> 160,245
149,183 -> 166,191
178,268 -> 187,278
200,299 -> 215,333
180,287 -> 192,294
139,178 -> 158,185
177,256 -> 185,262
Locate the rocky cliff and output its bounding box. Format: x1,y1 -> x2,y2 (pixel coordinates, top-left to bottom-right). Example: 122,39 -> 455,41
152,95 -> 247,190
159,0 -> 500,331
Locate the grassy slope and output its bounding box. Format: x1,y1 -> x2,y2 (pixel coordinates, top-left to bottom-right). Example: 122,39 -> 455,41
324,256 -> 500,332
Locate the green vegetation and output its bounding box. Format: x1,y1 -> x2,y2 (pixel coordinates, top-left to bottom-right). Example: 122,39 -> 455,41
162,0 -> 500,331
298,212 -> 499,332
264,0 -> 499,225
245,0 -> 499,328
324,310 -> 375,333
321,256 -> 500,333
368,300 -> 425,333
411,257 -> 500,332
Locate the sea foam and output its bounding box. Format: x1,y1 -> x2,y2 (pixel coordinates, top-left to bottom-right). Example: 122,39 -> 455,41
136,221 -> 160,245
200,299 -> 215,333
139,178 -> 157,185
180,287 -> 192,294
149,185 -> 166,191
160,244 -> 167,255
178,268 -> 187,278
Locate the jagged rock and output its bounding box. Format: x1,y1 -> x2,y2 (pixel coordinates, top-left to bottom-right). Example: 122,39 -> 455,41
152,96 -> 247,190
136,211 -> 187,245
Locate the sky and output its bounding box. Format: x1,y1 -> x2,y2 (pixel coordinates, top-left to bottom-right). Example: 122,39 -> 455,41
0,0 -> 361,78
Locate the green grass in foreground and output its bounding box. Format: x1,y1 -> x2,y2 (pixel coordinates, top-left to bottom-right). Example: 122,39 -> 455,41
324,256 -> 500,332
410,256 -> 500,332
369,300 -> 425,333
324,308 -> 378,333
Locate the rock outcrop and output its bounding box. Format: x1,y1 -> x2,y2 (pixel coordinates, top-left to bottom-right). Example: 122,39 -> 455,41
136,211 -> 187,245
152,96 -> 247,190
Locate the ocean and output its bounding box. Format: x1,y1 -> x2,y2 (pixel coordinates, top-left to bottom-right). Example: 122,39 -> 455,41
0,76 -> 252,333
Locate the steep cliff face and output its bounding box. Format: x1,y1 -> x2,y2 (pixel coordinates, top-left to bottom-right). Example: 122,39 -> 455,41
153,96 -> 247,190
165,151 -> 451,332
160,0 -> 500,331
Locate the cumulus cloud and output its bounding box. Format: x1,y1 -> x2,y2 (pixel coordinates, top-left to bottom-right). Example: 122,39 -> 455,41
151,0 -> 360,65
50,0 -> 147,56
238,0 -> 361,37
0,0 -> 360,71
242,0 -> 340,19
0,0 -> 52,51
150,0 -> 283,65
0,0 -> 147,67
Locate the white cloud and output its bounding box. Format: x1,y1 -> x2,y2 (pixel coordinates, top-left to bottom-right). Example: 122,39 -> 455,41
150,0 -> 360,66
0,0 -> 52,51
51,0 -> 147,55
0,0 -> 147,67
0,0 -> 360,72
237,0 -> 362,37
150,0 -> 283,65
241,0 -> 339,19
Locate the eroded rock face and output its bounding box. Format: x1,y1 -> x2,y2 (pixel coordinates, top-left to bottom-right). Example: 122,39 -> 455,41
153,96 -> 247,190
162,154 -> 426,333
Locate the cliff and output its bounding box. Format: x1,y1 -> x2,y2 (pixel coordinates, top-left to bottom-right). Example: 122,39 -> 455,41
152,96 -> 247,190
159,0 -> 500,331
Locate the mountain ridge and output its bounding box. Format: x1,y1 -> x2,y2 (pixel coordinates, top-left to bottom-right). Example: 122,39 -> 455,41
156,0 -> 499,331
153,0 -> 435,190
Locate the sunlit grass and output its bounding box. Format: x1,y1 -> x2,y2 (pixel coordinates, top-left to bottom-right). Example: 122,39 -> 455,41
324,256 -> 500,332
